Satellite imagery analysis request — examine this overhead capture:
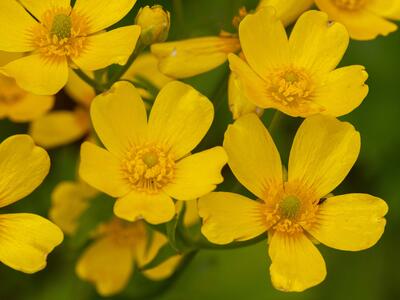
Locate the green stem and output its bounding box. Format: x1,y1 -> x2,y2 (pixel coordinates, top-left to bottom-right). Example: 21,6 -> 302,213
73,68 -> 104,94
268,110 -> 283,134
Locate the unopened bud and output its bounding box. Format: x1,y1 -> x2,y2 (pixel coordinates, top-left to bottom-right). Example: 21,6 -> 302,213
135,5 -> 170,46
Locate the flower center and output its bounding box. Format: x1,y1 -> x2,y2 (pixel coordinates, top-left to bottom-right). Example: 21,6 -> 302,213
31,8 -> 89,59
266,67 -> 314,108
121,145 -> 175,194
278,195 -> 301,220
332,0 -> 366,10
0,75 -> 26,106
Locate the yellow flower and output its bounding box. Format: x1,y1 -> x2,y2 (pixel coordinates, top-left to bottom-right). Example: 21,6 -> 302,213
76,218 -> 182,296
79,81 -> 227,224
135,5 -> 171,45
0,51 -> 54,122
0,134 -> 63,273
198,114 -> 388,292
315,0 -> 400,40
229,8 -> 369,117
258,0 -> 313,26
0,0 -> 140,95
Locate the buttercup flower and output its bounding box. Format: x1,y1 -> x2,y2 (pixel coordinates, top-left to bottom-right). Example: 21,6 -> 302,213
0,0 -> 140,95
229,8 -> 369,117
257,0 -> 313,26
0,51 -> 54,122
79,81 -> 227,224
0,134 -> 63,273
198,114 -> 387,291
315,0 -> 400,40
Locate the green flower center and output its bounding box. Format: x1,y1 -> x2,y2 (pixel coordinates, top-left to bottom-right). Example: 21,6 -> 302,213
142,152 -> 159,168
51,14 -> 72,39
279,195 -> 301,219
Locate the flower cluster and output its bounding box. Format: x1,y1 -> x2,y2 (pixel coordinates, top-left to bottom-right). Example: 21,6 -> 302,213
0,0 -> 394,297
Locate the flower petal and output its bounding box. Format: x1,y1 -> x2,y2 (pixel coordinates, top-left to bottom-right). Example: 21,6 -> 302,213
198,192 -> 268,244
269,231 -> 326,292
288,115 -> 360,198
1,54 -> 68,95
73,0 -> 136,33
76,236 -> 134,297
308,193 -> 388,251
114,190 -> 175,224
223,113 -> 282,200
0,213 -> 63,273
73,26 -> 140,71
151,36 -> 240,78
315,0 -> 397,40
0,0 -> 37,52
367,0 -> 400,19
79,142 -> 131,198
144,255 -> 182,281
163,147 -> 227,201
289,10 -> 348,75
314,65 -> 369,117
239,7 -> 290,79
19,0 -> 71,21
90,81 -> 147,157
0,135 -> 49,208
148,81 -> 213,160
65,69 -> 95,107
257,0 -> 313,26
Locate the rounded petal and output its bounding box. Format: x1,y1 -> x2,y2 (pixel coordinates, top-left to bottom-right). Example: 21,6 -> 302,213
29,110 -> 90,148
289,10 -> 349,75
223,114 -> 282,200
367,0 -> 400,19
114,190 -> 175,224
269,231 -> 326,292
6,92 -> 54,122
73,26 -> 140,71
198,192 -> 268,244
0,51 -> 23,67
257,0 -> 313,26
19,0 -> 71,21
0,135 -> 49,208
0,0 -> 37,52
148,81 -> 214,160
76,236 -> 134,297
239,7 -> 290,79
315,0 -> 397,40
288,115 -> 360,198
0,213 -> 63,273
73,0 -> 136,33
151,36 -> 240,78
163,147 -> 227,201
79,142 -> 131,198
90,81 -> 147,157
144,255 -> 181,281
308,194 -> 388,251
1,54 -> 68,95
314,65 -> 369,117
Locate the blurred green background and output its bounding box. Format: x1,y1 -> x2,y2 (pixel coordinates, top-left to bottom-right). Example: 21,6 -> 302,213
0,0 -> 399,299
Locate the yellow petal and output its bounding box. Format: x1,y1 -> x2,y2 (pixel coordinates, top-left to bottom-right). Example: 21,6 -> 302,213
223,114 -> 282,200
288,115 -> 360,198
65,70 -> 95,108
289,10 -> 349,75
114,190 -> 175,225
314,65 -> 368,117
148,81 -> 213,160
29,110 -> 89,148
0,51 -> 23,66
257,0 -> 313,26
0,0 -> 37,52
76,236 -> 134,297
315,0 -> 398,40
198,192 -> 268,244
144,255 -> 181,281
1,54 -> 68,95
50,181 -> 97,235
0,135 -> 49,208
123,53 -> 173,89
90,81 -> 147,157
19,0 -> 71,21
183,200 -> 200,227
239,7 -> 290,79
73,26 -> 140,71
73,0 -> 136,34
367,0 -> 400,19
163,147 -> 227,201
79,142 -> 131,198
308,194 -> 388,251
228,72 -> 263,120
151,36 -> 240,78
0,213 -> 63,273
269,231 -> 326,292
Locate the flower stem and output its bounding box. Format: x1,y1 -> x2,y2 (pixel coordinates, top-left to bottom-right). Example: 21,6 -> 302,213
72,68 -> 104,94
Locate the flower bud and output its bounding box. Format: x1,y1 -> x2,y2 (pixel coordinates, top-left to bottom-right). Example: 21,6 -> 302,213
135,5 -> 170,46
